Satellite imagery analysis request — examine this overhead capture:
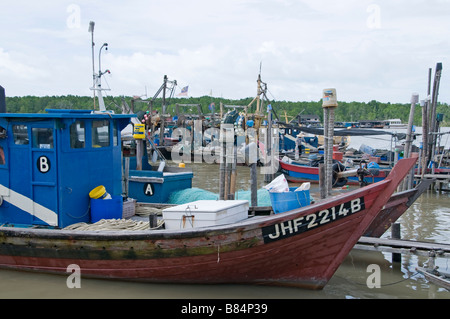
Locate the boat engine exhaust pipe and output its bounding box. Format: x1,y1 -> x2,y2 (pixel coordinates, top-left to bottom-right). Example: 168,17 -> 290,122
0,86 -> 5,113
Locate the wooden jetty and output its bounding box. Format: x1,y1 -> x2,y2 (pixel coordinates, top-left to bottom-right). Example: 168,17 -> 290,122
416,267 -> 450,290
414,173 -> 449,191
355,237 -> 450,259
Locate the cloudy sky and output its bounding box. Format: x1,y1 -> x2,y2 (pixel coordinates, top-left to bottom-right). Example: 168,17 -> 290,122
0,0 -> 449,104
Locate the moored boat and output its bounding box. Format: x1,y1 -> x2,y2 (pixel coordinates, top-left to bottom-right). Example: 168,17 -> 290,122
279,158 -> 390,187
0,157 -> 417,289
384,119 -> 407,129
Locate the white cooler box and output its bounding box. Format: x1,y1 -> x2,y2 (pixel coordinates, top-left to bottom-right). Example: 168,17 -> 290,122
162,200 -> 249,230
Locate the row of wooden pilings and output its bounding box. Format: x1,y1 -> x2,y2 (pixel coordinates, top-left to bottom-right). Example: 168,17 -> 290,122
218,123 -> 275,207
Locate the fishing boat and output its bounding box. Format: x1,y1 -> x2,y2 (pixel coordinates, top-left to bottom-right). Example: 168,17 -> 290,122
384,119 -> 407,129
416,267 -> 450,291
279,158 -> 390,187
0,109 -> 192,228
0,156 -> 416,289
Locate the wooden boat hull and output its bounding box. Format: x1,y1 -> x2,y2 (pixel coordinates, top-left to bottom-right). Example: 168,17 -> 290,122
0,158 -> 417,289
280,160 -> 389,186
364,178 -> 433,237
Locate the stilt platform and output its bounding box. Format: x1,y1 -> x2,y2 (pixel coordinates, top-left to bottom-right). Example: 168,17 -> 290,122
414,174 -> 449,191
355,236 -> 450,258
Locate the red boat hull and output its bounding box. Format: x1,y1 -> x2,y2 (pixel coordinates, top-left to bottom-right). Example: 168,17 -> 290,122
0,158 -> 417,289
280,160 -> 389,186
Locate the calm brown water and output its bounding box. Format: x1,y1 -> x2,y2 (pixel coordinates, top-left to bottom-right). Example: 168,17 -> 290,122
1,161 -> 449,300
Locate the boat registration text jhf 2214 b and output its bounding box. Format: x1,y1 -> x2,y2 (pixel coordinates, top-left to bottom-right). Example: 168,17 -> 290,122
262,197 -> 366,243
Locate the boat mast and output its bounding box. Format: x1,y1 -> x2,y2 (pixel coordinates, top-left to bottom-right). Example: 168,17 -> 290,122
88,21 -> 110,112
89,21 -> 96,110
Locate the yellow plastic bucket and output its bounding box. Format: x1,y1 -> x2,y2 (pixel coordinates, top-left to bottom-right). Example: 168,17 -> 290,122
89,185 -> 111,199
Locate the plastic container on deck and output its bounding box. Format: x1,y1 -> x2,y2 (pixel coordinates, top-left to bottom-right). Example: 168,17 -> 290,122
269,188 -> 311,214
90,195 -> 123,223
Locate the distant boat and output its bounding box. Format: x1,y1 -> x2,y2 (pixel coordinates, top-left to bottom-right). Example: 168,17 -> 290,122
384,119 -> 407,129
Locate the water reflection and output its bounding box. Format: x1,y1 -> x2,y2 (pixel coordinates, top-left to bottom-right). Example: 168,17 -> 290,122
399,190 -> 450,243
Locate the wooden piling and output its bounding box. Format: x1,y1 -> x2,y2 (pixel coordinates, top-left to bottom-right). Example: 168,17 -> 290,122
319,163 -> 326,200
323,108 -> 329,197
322,89 -> 338,197
229,145 -> 237,200
421,68 -> 432,178
428,63 -> 443,169
391,223 -> 402,263
327,108 -> 335,196
401,94 -> 418,191
250,163 -> 258,207
219,125 -> 227,200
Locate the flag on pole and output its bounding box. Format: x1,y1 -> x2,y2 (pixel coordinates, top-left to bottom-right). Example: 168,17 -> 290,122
177,86 -> 189,97
208,102 -> 215,112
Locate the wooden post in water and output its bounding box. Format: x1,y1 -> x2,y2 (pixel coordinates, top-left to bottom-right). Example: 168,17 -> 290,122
322,89 -> 338,197
421,68 -> 432,178
250,163 -> 258,207
323,107 -> 329,196
428,63 -> 443,171
319,163 -> 326,199
160,75 -> 168,147
391,223 -> 402,263
327,108 -> 335,196
219,124 -> 234,201
401,93 -> 418,191
219,143 -> 225,200
248,132 -> 258,208
228,145 -> 237,200
264,105 -> 273,183
219,125 -> 227,200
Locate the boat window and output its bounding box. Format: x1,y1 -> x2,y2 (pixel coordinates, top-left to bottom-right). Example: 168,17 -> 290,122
113,122 -> 118,146
32,128 -> 54,149
0,126 -> 6,139
92,120 -> 110,148
70,121 -> 85,149
0,146 -> 4,165
13,125 -> 29,145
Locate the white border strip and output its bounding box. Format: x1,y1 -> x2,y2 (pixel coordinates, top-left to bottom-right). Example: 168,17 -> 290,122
0,184 -> 58,226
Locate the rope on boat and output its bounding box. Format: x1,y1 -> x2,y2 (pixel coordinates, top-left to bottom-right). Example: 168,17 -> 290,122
135,206 -> 164,216
63,218 -> 164,232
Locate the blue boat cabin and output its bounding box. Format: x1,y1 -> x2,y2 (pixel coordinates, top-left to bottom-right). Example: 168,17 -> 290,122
0,109 -> 133,228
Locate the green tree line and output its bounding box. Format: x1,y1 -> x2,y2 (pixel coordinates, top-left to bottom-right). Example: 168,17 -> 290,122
4,95 -> 450,126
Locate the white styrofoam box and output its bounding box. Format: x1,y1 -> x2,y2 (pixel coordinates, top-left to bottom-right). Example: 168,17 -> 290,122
162,200 -> 249,230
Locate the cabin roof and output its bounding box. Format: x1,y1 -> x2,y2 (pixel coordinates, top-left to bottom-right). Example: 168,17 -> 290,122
0,109 -> 136,120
